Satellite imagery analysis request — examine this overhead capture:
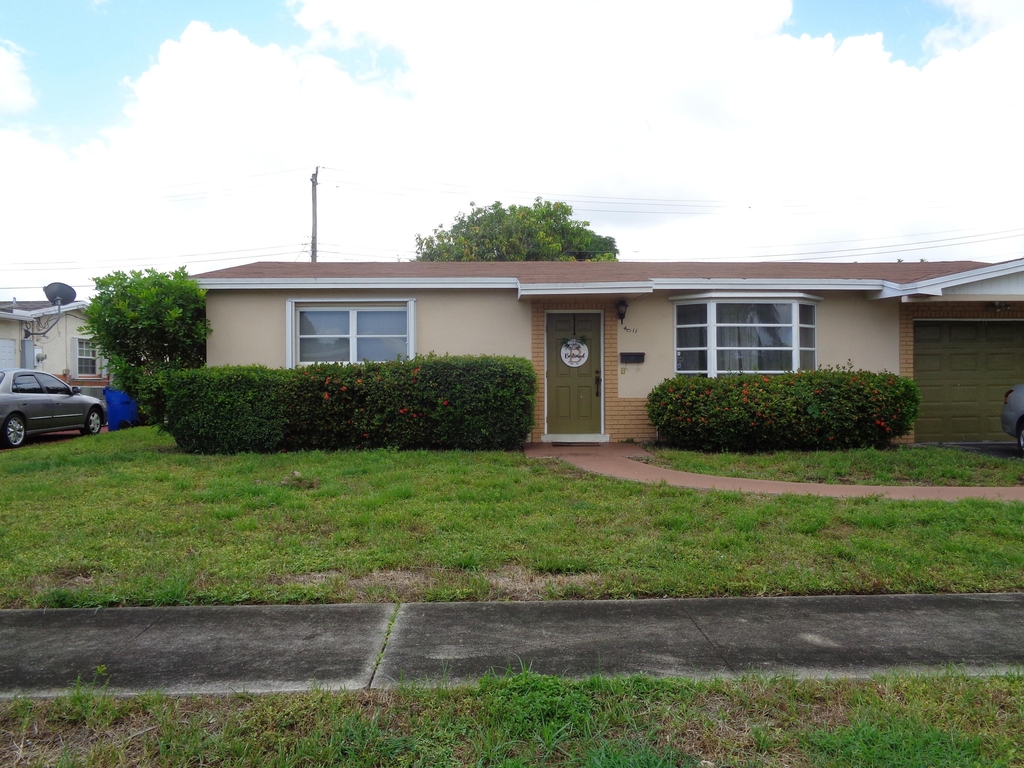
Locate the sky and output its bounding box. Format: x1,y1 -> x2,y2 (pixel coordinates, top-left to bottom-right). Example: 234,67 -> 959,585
1,0 -> 1023,301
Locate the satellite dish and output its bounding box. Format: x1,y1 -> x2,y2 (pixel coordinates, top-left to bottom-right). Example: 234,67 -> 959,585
43,282 -> 77,307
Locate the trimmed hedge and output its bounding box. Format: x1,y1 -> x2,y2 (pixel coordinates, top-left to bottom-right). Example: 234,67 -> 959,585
164,366 -> 291,455
647,368 -> 920,452
164,356 -> 535,454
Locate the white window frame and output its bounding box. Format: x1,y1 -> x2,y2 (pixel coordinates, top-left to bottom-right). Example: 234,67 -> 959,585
74,337 -> 105,378
285,299 -> 416,368
671,293 -> 819,377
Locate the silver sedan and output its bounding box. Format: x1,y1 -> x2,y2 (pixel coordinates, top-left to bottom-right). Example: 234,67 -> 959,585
0,368 -> 106,448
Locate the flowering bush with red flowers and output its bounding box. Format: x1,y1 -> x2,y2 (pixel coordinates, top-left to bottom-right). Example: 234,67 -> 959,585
646,366 -> 920,452
165,356 -> 535,454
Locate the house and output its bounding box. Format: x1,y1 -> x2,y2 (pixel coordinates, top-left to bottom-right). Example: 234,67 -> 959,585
0,300 -> 109,396
191,258 -> 1024,444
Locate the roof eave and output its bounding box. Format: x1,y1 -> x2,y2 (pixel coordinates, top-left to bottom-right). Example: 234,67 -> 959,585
193,277 -> 523,291
23,301 -> 88,318
877,259 -> 1024,298
650,278 -> 892,293
516,281 -> 655,297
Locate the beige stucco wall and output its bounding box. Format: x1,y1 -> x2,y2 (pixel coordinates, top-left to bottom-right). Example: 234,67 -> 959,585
816,292 -> 900,372
416,291 -> 532,357
612,290 -> 901,399
206,288 -> 901,383
205,289 -> 532,367
615,293 -> 676,399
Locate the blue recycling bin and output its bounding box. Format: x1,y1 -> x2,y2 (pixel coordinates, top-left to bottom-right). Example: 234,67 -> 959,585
103,388 -> 138,431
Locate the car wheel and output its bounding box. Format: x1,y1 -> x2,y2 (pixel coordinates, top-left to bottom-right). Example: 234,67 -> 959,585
81,407 -> 103,436
1,413 -> 27,448
1017,423 -> 1024,457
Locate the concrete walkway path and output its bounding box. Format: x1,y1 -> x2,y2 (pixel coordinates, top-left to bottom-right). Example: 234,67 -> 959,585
2,594 -> 1023,698
524,442 -> 1024,501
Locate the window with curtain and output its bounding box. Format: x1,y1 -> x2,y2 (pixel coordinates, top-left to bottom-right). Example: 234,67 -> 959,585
675,301 -> 816,376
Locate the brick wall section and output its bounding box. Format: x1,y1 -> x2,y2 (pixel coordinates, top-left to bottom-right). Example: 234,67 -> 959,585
897,301 -> 1024,442
530,300 -> 657,442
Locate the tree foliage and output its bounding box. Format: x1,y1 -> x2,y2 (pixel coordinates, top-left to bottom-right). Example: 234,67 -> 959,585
82,267 -> 211,421
415,198 -> 618,262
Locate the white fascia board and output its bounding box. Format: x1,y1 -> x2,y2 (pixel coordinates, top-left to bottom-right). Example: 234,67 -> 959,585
25,301 -> 89,317
516,281 -> 655,298
871,281 -> 943,299
650,278 -> 889,293
877,259 -> 1024,299
668,291 -> 824,302
194,277 -> 521,291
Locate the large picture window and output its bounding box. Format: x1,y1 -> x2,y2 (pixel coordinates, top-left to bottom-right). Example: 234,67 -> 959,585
295,305 -> 411,365
675,301 -> 816,376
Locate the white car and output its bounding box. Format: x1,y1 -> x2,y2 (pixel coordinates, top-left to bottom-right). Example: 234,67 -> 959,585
0,368 -> 106,448
1001,384 -> 1024,454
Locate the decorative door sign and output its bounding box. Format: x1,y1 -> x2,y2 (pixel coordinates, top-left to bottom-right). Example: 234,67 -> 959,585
560,338 -> 589,368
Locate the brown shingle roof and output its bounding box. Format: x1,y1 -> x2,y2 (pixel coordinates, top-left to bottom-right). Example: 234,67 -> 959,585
0,301 -> 53,312
192,259 -> 996,284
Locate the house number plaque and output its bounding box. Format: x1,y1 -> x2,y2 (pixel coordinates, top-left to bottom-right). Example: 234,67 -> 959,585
560,338 -> 589,368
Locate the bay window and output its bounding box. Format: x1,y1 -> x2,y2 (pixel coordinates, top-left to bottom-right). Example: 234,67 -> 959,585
675,300 -> 816,376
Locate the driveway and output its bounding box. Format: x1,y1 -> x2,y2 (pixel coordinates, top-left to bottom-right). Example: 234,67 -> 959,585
928,442 -> 1021,460
0,425 -> 110,449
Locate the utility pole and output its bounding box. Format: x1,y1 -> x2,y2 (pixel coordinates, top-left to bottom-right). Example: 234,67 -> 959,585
310,166 -> 319,263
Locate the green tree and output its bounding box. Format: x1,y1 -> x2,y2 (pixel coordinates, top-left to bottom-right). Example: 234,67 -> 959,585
415,198 -> 618,262
82,267 -> 211,422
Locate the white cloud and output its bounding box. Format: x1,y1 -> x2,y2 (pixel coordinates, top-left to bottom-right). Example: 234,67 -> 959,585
1,0 -> 1024,299
0,40 -> 35,113
925,0 -> 1024,53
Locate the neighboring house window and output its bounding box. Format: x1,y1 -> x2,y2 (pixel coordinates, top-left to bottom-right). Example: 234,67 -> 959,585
76,339 -> 104,377
295,305 -> 411,365
675,301 -> 816,376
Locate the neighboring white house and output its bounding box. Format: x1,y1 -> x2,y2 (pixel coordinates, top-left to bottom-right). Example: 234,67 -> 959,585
0,300 -> 109,396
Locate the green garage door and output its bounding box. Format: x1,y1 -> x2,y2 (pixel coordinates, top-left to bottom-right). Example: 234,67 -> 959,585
914,321 -> 1024,442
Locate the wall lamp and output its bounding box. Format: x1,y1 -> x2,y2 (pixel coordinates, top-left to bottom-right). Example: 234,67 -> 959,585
615,298 -> 629,324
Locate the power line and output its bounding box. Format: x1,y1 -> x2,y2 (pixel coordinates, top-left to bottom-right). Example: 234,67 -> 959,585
5,244 -> 309,269
750,228 -> 1024,260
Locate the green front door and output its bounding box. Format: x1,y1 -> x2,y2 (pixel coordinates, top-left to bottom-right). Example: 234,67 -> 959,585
546,313 -> 602,435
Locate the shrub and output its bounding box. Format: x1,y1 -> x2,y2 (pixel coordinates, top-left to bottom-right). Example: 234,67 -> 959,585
82,267 -> 211,424
419,356 -> 536,450
647,367 -> 920,452
165,356 -> 536,454
164,366 -> 290,454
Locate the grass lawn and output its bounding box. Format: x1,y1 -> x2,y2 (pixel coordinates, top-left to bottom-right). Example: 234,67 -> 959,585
2,670 -> 1021,767
2,428 -> 1024,608
649,445 -> 1024,486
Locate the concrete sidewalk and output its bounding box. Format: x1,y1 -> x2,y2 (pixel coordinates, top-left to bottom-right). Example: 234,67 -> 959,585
3,593 -> 1023,698
524,442 -> 1024,501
